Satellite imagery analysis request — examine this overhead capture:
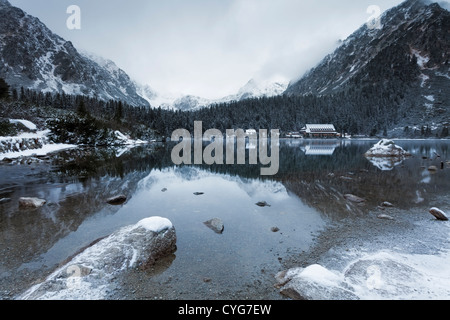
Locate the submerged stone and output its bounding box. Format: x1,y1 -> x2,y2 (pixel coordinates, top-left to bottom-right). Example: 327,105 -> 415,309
0,198 -> 12,205
204,218 -> 224,234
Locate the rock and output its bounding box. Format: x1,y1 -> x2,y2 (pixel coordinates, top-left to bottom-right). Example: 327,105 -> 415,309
428,166 -> 438,172
19,217 -> 177,300
193,192 -> 204,196
106,195 -> 127,205
364,139 -> 411,158
204,218 -> 224,234
256,201 -> 271,207
381,201 -> 394,207
344,194 -> 366,203
18,197 -> 46,208
429,208 -> 449,221
271,227 -> 280,233
0,198 -> 12,205
161,188 -> 168,192
377,214 -> 395,221
275,265 -> 359,300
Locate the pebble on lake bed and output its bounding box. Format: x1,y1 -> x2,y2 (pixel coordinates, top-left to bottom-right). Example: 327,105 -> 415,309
344,194 -> 366,203
256,201 -> 271,207
107,195 -> 127,205
377,214 -> 395,221
204,218 -> 224,234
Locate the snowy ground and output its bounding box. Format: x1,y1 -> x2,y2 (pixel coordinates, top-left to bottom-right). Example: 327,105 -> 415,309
277,201 -> 450,300
0,120 -> 151,161
0,129 -> 77,161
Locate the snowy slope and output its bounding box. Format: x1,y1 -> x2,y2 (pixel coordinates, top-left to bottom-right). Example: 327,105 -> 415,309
285,0 -> 449,97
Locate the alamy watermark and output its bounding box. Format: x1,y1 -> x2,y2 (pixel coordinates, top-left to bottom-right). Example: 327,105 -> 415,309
66,5 -> 81,30
171,122 -> 280,176
366,5 -> 382,30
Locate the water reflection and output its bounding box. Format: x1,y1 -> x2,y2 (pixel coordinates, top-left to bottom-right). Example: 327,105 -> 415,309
299,140 -> 340,156
0,139 -> 449,299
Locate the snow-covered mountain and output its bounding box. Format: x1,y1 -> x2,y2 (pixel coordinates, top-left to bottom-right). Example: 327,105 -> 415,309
0,0 -> 149,107
0,0 -> 288,112
137,78 -> 289,111
283,0 -> 449,131
285,0 -> 449,98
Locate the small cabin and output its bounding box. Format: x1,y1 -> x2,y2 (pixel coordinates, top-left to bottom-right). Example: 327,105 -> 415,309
286,131 -> 302,139
301,124 -> 338,138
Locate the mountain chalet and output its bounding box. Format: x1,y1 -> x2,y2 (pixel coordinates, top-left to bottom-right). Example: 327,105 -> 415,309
300,124 -> 339,138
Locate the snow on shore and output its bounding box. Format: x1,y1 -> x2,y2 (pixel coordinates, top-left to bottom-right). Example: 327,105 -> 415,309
0,120 -> 77,160
115,131 -> 148,145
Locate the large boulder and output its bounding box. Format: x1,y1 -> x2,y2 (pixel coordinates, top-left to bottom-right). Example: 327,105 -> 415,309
18,217 -> 176,300
275,265 -> 359,300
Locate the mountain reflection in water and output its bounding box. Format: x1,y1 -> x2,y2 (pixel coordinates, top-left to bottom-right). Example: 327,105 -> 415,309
0,139 -> 449,299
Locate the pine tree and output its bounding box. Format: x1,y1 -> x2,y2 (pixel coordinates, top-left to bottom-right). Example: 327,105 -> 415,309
77,99 -> 88,117
114,101 -> 123,122
0,78 -> 10,100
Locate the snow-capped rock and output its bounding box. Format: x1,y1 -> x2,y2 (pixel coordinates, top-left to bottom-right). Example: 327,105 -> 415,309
364,139 -> 412,158
18,197 -> 46,209
18,217 -> 176,300
429,207 -> 448,221
114,130 -> 148,145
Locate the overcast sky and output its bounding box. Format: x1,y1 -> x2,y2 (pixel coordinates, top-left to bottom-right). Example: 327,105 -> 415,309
9,0 -> 406,99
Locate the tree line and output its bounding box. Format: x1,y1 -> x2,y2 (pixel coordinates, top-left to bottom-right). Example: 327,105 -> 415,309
0,73 -> 448,141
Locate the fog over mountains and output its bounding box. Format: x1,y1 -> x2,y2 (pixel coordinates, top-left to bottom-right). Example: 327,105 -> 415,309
0,0 -> 289,111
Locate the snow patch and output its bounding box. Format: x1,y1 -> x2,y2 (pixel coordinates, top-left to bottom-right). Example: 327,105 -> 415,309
411,49 -> 430,69
9,119 -> 37,131
115,131 -> 148,145
18,217 -> 175,300
0,129 -> 76,160
278,249 -> 450,300
136,217 -> 173,232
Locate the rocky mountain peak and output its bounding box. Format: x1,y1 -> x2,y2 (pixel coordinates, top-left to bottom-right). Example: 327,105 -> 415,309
285,0 -> 449,96
0,0 -> 11,7
0,0 -> 149,107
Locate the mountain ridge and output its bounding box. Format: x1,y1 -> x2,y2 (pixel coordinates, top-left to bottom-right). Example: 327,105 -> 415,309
0,1 -> 149,107
285,0 -> 449,97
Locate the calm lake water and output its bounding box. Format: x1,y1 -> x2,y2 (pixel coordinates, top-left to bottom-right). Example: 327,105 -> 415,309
1,139 -> 449,300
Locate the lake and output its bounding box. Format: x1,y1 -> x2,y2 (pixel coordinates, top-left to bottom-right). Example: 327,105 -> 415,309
1,139 -> 449,300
